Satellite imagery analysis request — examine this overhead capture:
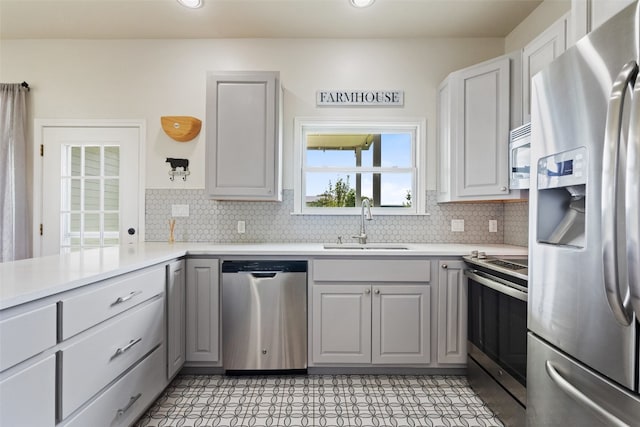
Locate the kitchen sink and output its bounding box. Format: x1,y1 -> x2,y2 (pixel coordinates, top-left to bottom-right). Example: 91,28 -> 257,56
323,243 -> 409,250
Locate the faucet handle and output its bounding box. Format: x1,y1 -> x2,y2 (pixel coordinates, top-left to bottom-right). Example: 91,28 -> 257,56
337,236 -> 343,244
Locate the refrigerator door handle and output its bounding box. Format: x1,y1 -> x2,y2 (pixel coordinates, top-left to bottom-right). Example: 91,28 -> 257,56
602,60 -> 638,326
545,361 -> 628,427
627,76 -> 640,318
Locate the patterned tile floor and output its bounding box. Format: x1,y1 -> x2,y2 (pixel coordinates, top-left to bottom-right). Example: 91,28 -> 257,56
135,375 -> 504,427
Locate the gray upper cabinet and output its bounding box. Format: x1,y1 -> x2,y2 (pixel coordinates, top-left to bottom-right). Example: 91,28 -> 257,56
572,0 -> 634,43
185,258 -> 220,364
167,259 -> 186,379
205,71 -> 282,201
522,14 -> 568,123
437,52 -> 523,202
437,260 -> 467,365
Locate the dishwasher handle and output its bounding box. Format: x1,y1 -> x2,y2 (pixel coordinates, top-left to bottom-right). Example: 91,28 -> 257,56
250,272 -> 278,278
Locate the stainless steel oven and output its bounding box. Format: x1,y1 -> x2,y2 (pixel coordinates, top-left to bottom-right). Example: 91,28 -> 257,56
464,255 -> 528,427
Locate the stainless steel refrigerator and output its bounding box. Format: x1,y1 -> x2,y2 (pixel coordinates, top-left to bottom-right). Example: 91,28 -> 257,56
528,2 -> 640,425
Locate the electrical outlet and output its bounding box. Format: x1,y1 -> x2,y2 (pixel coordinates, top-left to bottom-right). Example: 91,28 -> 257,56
171,204 -> 189,217
237,220 -> 246,234
451,219 -> 464,232
489,220 -> 498,233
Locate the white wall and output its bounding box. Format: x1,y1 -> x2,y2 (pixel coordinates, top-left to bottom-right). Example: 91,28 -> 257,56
1,38 -> 504,192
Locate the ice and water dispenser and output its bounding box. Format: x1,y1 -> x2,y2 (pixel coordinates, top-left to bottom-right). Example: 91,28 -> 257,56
536,147 -> 587,248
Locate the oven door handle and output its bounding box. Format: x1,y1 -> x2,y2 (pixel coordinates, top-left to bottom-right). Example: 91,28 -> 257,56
464,270 -> 528,302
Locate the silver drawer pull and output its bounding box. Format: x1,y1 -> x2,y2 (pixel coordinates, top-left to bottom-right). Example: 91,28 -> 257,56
112,291 -> 141,306
116,393 -> 142,417
112,338 -> 142,359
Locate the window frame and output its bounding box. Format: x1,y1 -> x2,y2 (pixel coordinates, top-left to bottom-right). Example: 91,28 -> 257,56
293,117 -> 427,215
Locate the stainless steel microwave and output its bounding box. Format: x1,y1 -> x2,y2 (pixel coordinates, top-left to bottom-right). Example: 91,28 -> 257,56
509,122 -> 531,189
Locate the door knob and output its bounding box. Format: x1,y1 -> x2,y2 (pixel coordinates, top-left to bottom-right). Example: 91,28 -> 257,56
365,288 -> 371,294
374,289 -> 380,294
128,228 -> 136,235
442,264 -> 448,269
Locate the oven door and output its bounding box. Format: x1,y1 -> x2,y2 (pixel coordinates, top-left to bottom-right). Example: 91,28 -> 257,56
466,269 -> 528,398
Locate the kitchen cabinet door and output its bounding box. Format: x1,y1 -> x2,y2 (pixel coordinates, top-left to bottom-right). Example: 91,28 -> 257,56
167,259 -> 186,378
437,260 -> 467,364
205,71 -> 282,201
312,284 -> 371,364
371,285 -> 430,365
185,258 -> 220,364
522,14 -> 568,122
0,354 -> 55,427
572,0 -> 634,43
437,53 -> 523,202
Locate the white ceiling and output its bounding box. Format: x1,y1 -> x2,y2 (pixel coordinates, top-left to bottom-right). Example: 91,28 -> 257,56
0,0 -> 544,39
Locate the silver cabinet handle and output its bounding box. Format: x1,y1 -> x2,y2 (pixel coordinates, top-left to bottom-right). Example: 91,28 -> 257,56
116,393 -> 142,418
112,291 -> 141,306
545,361 -> 628,427
626,73 -> 640,318
441,264 -> 448,269
602,60 -> 637,326
374,289 -> 380,294
112,338 -> 142,360
365,288 -> 371,294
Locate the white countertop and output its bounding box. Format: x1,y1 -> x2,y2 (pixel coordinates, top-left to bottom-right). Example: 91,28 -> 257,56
0,242 -> 527,310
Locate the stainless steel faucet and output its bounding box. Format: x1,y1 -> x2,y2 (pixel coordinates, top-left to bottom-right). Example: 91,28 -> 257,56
352,199 -> 373,244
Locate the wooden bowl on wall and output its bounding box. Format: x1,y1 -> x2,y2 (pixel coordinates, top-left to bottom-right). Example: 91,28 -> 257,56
161,116 -> 202,142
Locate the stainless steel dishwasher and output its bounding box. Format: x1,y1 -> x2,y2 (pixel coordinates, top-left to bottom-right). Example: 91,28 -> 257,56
221,260 -> 307,372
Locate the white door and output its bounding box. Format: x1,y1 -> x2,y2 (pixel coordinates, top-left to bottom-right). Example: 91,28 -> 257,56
38,124 -> 142,256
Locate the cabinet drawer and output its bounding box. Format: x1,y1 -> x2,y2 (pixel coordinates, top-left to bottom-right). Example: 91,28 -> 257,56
59,266 -> 165,340
61,346 -> 165,427
313,259 -> 430,283
0,354 -> 56,427
0,304 -> 56,372
59,296 -> 164,419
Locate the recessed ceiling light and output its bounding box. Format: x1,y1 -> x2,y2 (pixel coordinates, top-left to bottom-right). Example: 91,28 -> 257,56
350,0 -> 375,8
177,0 -> 203,9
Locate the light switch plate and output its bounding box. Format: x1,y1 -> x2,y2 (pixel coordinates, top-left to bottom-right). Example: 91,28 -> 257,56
451,219 -> 464,232
489,220 -> 498,233
237,220 -> 246,234
171,204 -> 189,217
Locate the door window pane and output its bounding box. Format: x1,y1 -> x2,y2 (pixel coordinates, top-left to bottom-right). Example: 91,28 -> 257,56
84,179 -> 101,210
104,179 -> 119,210
84,146 -> 101,176
104,146 -> 120,176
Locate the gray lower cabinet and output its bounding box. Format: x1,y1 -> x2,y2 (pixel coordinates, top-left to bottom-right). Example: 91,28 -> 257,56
312,284 -> 372,364
437,260 -> 467,364
372,285 -> 431,364
167,259 -> 186,378
0,353 -> 56,427
311,283 -> 431,365
185,258 -> 220,364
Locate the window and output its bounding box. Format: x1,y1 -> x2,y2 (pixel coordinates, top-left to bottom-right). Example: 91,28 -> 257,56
294,118 -> 426,215
61,145 -> 120,251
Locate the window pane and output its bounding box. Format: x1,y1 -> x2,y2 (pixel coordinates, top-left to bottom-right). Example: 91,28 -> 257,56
306,133 -> 412,168
305,172 -> 357,207
71,146 -> 81,176
104,179 -> 119,210
84,179 -> 101,210
104,213 -> 119,233
104,146 -> 120,176
70,179 -> 81,210
84,146 -> 101,176
380,134 -> 412,167
380,173 -> 413,207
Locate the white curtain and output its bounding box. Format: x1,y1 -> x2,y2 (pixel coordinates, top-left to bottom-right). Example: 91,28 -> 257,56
0,83 -> 29,262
